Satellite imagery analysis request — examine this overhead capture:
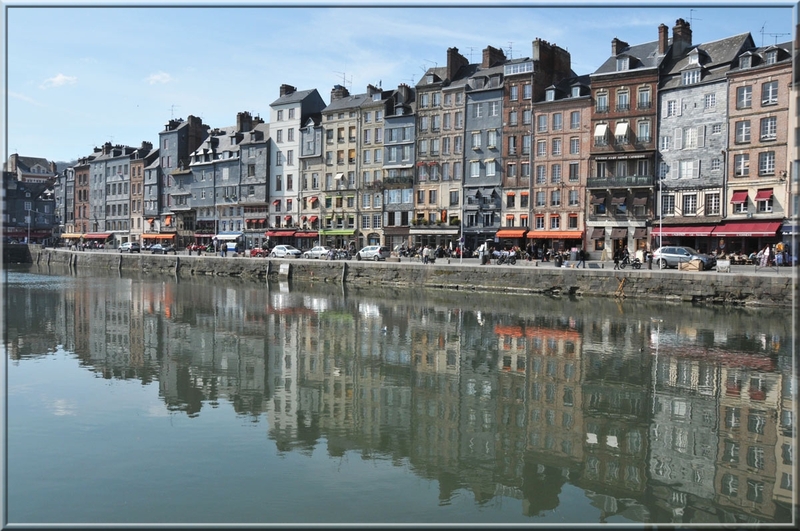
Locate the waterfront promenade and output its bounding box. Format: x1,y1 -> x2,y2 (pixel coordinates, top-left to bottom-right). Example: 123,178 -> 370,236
18,245 -> 798,308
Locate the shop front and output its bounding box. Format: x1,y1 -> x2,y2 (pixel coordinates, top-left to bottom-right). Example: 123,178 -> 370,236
317,229 -> 356,251
709,220 -> 782,256
265,229 -> 296,248
650,225 -> 715,253
526,230 -> 583,258
495,228 -> 528,250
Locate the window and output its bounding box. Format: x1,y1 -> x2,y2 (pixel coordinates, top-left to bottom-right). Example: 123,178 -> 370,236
733,153 -> 750,177
757,193 -> 773,213
470,161 -> 480,178
551,164 -> 561,183
735,121 -> 751,143
288,108 -> 295,119
616,90 -> 629,111
550,215 -> 560,229
523,109 -> 532,125
535,191 -> 545,207
765,50 -> 778,65
507,135 -> 516,154
637,159 -> 649,176
712,124 -> 722,134
711,158 -> 721,171
704,93 -> 716,109
536,165 -> 546,184
545,89 -> 555,101
473,103 -> 482,118
487,130 -> 497,149
552,138 -> 562,156
486,160 -> 496,177
656,194 -> 675,216
276,129 -> 283,143
667,100 -> 677,117
522,135 -> 531,155
570,111 -> 580,129
758,151 -> 775,175
616,57 -> 629,71
537,114 -> 547,133
569,162 -> 579,182
683,128 -> 697,149
736,86 -> 752,109
760,116 -> 777,141
683,194 -> 697,215
596,92 -> 608,112
552,113 -> 563,131
679,160 -> 695,179
508,110 -> 518,126
489,101 -> 499,116
637,88 -> 651,109
571,86 -> 581,97
660,135 -> 671,151
523,84 -> 532,99
287,128 -> 294,142
762,81 -> 778,105
616,160 -> 628,177
637,121 -> 651,143
569,190 -> 579,206
596,161 -> 607,178
471,132 -> 481,150
537,140 -> 547,157
682,69 -> 701,85
570,137 -> 580,154
277,110 -> 284,121
510,85 -> 518,100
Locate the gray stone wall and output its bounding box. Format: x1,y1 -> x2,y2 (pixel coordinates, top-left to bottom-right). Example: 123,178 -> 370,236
29,247 -> 795,308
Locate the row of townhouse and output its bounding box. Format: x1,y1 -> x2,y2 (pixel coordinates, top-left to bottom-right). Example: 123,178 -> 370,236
52,18 -> 798,257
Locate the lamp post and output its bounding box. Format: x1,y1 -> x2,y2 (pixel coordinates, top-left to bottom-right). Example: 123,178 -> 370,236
658,173 -> 662,250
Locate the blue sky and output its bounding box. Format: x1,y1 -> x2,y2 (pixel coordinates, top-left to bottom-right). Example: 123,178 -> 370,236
3,1 -> 797,164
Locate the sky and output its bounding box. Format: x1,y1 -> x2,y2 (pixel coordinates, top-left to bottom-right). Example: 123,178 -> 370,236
3,1 -> 798,165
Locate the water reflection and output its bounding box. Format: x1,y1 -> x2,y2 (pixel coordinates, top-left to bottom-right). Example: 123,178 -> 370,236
4,264 -> 796,524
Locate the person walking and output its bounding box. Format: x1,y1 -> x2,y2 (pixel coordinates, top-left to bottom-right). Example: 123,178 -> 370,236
422,245 -> 430,264
577,248 -> 586,268
613,248 -> 621,270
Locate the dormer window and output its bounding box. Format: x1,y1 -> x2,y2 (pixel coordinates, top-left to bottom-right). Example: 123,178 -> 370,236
546,89 -> 555,101
688,50 -> 700,65
426,74 -> 434,84
571,86 -> 581,98
616,57 -> 629,71
765,50 -> 778,65
740,55 -> 752,69
682,69 -> 701,85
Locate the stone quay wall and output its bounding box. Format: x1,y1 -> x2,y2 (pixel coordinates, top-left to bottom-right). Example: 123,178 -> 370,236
27,247 -> 796,308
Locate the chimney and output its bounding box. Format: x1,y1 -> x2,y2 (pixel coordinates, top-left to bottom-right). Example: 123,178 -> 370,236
279,84 -> 296,97
367,84 -> 381,96
236,111 -> 253,132
330,84 -> 349,101
481,45 -> 506,68
446,47 -> 469,80
140,141 -> 153,152
611,38 -> 629,56
103,142 -> 113,155
672,18 -> 692,57
658,23 -> 669,55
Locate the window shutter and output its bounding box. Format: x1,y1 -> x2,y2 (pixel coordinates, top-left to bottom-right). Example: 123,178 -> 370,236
678,98 -> 683,116
697,126 -> 705,147
695,160 -> 701,178
674,128 -> 683,150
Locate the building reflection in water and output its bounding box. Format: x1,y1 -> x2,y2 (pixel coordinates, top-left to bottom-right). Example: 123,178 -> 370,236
4,267 -> 796,524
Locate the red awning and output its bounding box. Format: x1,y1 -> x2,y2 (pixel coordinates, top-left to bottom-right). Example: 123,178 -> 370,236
754,189 -> 773,201
308,196 -> 318,203
651,225 -> 715,237
141,233 -> 175,240
496,229 -> 528,238
301,215 -> 307,221
83,232 -> 112,239
266,230 -> 296,237
730,191 -> 749,204
284,215 -> 292,221
712,221 -> 781,237
272,200 -> 280,206
528,231 -> 584,239
308,216 -> 318,223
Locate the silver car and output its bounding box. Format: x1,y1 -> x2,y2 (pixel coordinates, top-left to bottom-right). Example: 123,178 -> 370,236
302,245 -> 331,259
652,246 -> 716,270
355,245 -> 391,261
270,245 -> 302,258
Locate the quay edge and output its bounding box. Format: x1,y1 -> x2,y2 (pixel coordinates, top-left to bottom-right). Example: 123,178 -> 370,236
20,247 -> 798,308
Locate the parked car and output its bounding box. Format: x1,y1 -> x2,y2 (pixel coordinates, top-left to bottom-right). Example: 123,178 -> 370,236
119,242 -> 141,253
355,245 -> 391,261
250,247 -> 268,258
270,245 -> 302,258
652,246 -> 716,270
302,245 -> 332,259
150,243 -> 177,255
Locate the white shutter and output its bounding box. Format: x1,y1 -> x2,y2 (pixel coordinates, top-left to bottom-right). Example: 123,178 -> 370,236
674,128 -> 683,150
697,126 -> 705,147
695,160 -> 701,178
678,98 -> 683,116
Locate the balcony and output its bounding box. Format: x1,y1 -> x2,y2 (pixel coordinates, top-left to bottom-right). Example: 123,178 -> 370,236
586,175 -> 653,188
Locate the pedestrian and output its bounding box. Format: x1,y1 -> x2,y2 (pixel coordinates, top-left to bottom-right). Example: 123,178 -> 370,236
613,248 -> 621,270
422,245 -> 431,264
577,248 -> 586,268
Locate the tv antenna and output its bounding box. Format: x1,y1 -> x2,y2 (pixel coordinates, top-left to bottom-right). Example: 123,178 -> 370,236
688,9 -> 702,27
759,23 -> 790,46
507,41 -> 513,59
332,71 -> 352,90
467,47 -> 476,63
169,104 -> 180,119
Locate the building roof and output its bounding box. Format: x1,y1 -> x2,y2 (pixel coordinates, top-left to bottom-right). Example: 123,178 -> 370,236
591,39 -> 667,77
323,91 -> 370,113
660,32 -> 754,90
270,88 -> 319,107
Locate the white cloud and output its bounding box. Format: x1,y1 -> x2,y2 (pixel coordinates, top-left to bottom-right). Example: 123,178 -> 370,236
40,73 -> 77,89
146,71 -> 173,85
8,91 -> 42,106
